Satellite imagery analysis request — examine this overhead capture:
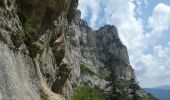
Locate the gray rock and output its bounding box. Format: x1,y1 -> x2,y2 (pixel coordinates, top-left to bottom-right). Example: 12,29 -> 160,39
0,0 -> 152,100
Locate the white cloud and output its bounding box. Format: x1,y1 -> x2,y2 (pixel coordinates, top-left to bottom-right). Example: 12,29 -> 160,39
135,0 -> 149,15
148,3 -> 170,36
154,45 -> 169,58
78,0 -> 170,87
77,0 -> 89,19
138,45 -> 170,87
78,0 -> 101,29
103,0 -> 147,53
168,42 -> 170,46
133,3 -> 170,86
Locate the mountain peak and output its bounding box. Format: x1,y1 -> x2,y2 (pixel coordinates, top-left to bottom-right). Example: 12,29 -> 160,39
0,0 -> 156,100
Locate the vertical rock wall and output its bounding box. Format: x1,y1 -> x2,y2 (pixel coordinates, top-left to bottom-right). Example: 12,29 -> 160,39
0,0 -> 78,100
0,0 -> 153,100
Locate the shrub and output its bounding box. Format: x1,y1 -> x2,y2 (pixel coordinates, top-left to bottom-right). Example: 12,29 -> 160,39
80,64 -> 95,75
41,95 -> 47,100
73,85 -> 105,100
115,79 -> 127,90
106,78 -> 128,100
140,93 -> 158,100
0,34 -> 7,44
24,20 -> 32,35
27,41 -> 43,57
11,31 -> 24,48
113,79 -> 128,99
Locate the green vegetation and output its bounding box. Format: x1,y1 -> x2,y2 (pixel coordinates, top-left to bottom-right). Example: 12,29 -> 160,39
104,52 -> 129,99
105,52 -> 121,66
115,79 -> 127,91
41,95 -> 47,100
80,64 -> 95,75
107,79 -> 128,99
11,31 -> 25,48
73,85 -> 105,100
80,64 -> 106,79
27,41 -> 43,57
7,11 -> 15,18
24,20 -> 33,35
140,94 -> 158,100
24,17 -> 42,57
98,70 -> 107,79
0,34 -> 7,44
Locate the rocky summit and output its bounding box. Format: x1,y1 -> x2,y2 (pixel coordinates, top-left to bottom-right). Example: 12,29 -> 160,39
0,0 -> 157,100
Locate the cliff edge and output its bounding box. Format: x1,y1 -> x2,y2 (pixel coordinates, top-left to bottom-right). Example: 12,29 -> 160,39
0,0 -> 156,100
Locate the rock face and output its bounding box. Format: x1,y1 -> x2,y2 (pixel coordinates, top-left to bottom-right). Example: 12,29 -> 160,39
65,14 -> 148,100
0,0 -> 154,100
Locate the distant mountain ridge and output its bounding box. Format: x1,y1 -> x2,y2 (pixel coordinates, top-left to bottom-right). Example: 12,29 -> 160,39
153,85 -> 170,89
144,85 -> 170,100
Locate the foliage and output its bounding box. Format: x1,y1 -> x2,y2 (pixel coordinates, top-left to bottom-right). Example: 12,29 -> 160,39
24,20 -> 33,35
73,85 -> 105,100
115,79 -> 127,90
104,52 -> 129,99
98,69 -> 107,79
27,41 -> 43,57
140,94 -> 158,100
80,64 -> 106,79
11,31 -> 25,48
106,52 -> 121,66
7,11 -> 16,18
41,95 -> 47,100
107,79 -> 128,100
0,34 -> 7,44
80,64 -> 95,75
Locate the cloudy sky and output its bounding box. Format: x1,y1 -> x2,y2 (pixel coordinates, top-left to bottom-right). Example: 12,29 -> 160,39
78,0 -> 170,88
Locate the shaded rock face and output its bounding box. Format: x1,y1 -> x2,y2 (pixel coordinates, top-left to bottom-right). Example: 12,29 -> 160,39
0,0 -> 150,100
0,0 -> 77,100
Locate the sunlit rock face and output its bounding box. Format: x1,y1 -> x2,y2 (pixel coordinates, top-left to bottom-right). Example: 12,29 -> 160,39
0,0 -> 152,100
66,16 -> 147,100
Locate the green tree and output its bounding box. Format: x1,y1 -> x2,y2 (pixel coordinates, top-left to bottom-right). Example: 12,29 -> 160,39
73,85 -> 105,100
105,53 -> 128,99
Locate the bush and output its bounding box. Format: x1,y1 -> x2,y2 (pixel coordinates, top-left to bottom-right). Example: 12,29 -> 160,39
115,79 -> 127,90
41,95 -> 47,100
113,79 -> 128,99
80,64 -> 95,75
11,32 -> 24,48
27,41 -> 43,57
24,20 -> 32,35
73,85 -> 105,100
140,93 -> 158,100
0,34 -> 7,44
106,78 -> 128,99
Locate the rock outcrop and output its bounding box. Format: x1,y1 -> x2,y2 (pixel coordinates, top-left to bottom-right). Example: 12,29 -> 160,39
65,13 -> 149,100
0,0 -> 156,100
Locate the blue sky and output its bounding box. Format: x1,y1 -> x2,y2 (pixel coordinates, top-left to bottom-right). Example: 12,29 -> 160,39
78,0 -> 170,88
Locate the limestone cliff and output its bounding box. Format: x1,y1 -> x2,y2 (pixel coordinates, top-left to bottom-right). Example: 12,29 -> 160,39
0,0 -> 156,100
65,12 -> 151,100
